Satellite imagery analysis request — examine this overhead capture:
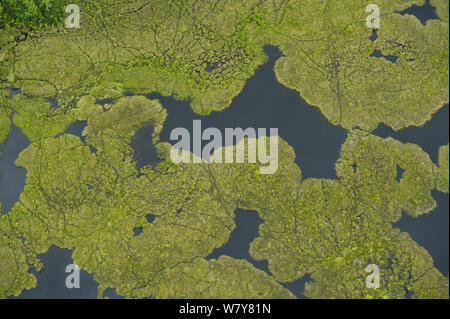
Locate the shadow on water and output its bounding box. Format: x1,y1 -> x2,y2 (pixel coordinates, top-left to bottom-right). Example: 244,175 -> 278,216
206,208 -> 309,298
394,191 -> 449,276
146,46 -> 347,180
17,246 -> 99,299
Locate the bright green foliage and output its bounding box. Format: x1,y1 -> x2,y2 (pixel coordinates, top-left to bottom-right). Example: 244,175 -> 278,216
336,133 -> 437,219
83,95 -> 167,147
11,94 -> 77,141
0,0 -> 66,30
0,214 -> 40,298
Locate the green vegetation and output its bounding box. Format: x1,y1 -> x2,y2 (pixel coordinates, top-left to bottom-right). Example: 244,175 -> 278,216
273,0 -> 449,130
0,89 -> 11,144
0,104 -> 448,297
154,256 -> 295,298
436,144 -> 449,193
1,0 -> 447,128
0,0 -> 448,299
0,0 -> 66,30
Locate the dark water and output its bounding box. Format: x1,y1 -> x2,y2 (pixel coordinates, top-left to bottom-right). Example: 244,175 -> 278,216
206,209 -> 269,273
103,288 -> 124,299
372,105 -> 449,276
96,98 -> 115,111
394,191 -> 449,276
373,104 -> 449,164
133,226 -> 143,236
148,46 -> 347,180
0,116 -> 30,215
397,0 -> 439,25
8,88 -> 20,99
369,1 -> 439,62
16,43 -> 445,299
206,208 -> 308,298
281,275 -> 311,299
371,49 -> 398,63
63,120 -> 97,154
373,107 -> 449,276
145,214 -> 156,223
47,97 -> 58,110
64,120 -> 88,145
396,166 -> 405,182
17,246 -> 99,299
96,98 -> 115,105
131,125 -> 158,170
151,46 -> 347,298
369,29 -> 378,42
3,0 -> 449,296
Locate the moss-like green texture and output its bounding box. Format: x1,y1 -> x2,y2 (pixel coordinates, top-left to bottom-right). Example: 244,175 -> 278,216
436,144 -> 449,193
0,89 -> 11,144
0,0 -> 448,299
1,103 -> 448,298
0,0 -> 446,127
